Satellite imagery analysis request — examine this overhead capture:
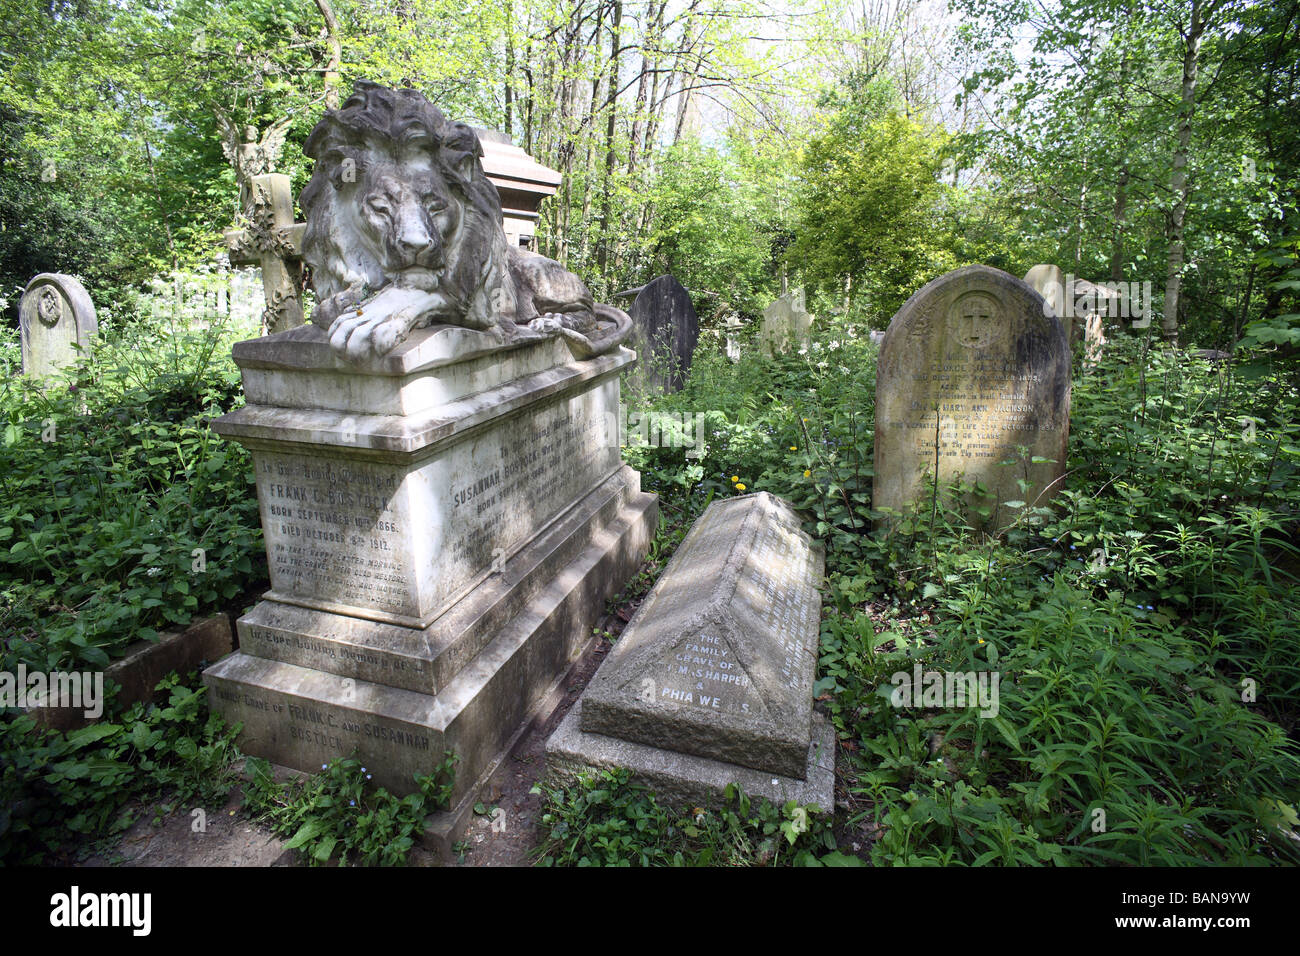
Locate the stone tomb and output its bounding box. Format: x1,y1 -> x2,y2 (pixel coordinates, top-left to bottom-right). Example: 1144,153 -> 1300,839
622,275 -> 700,394
19,273 -> 98,379
547,492 -> 834,808
874,265 -> 1071,530
1023,264 -> 1109,367
204,323 -> 658,814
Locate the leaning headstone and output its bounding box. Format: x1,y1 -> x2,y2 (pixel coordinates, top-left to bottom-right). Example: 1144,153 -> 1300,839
874,265 -> 1071,530
203,82 -> 657,846
760,289 -> 813,356
547,492 -> 834,808
19,274 -> 98,379
623,275 -> 699,394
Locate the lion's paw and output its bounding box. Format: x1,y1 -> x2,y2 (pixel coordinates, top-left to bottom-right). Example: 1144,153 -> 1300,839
528,314 -> 566,334
329,308 -> 414,361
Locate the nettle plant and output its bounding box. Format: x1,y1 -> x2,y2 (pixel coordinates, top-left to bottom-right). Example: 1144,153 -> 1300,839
0,310 -> 267,672
531,767 -> 851,867
241,751 -> 458,867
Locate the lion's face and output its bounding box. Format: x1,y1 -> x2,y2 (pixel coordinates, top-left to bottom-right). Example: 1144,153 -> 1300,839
338,159 -> 461,293
300,82 -> 516,341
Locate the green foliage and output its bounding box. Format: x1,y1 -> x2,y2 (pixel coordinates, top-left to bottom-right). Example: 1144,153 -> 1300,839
792,82 -> 953,321
0,671 -> 241,865
241,752 -> 458,867
0,311 -> 265,672
532,767 -> 843,866
610,307 -> 1300,866
633,139 -> 786,321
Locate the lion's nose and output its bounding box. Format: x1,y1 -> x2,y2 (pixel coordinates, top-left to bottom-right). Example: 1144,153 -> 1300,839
397,230 -> 433,259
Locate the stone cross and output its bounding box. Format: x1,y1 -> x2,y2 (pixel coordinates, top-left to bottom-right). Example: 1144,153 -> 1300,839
222,172 -> 306,334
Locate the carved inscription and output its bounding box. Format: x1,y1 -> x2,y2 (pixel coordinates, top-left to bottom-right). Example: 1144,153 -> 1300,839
873,266 -> 1071,528
257,455 -> 412,615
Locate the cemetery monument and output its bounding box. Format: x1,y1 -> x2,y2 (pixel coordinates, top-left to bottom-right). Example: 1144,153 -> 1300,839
19,273 -> 98,379
548,492 -> 833,808
620,274 -> 700,394
203,81 -> 658,833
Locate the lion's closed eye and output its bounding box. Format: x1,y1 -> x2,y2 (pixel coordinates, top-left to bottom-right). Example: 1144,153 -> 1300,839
365,195 -> 392,217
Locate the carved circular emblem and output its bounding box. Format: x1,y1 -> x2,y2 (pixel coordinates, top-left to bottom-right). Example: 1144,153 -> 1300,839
37,287 -> 64,327
948,291 -> 1002,349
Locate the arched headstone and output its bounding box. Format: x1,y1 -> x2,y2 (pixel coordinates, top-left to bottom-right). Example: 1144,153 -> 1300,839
874,265 -> 1071,530
759,289 -> 813,356
19,273 -> 98,379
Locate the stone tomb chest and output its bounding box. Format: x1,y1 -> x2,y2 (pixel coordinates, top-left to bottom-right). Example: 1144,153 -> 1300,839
548,492 -> 834,808
205,322 -> 657,817
873,264 -> 1071,530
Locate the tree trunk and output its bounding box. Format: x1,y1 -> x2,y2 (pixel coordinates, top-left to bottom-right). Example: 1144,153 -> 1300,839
313,0 -> 342,109
1163,0 -> 1206,344
596,0 -> 623,277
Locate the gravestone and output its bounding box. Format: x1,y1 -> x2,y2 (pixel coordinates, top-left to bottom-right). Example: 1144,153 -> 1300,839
203,82 -> 657,841
760,289 -> 813,356
623,275 -> 700,394
547,492 -> 834,808
874,265 -> 1071,530
723,313 -> 743,362
19,274 -> 98,379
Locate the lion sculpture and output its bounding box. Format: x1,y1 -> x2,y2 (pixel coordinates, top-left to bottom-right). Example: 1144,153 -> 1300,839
299,81 -> 632,362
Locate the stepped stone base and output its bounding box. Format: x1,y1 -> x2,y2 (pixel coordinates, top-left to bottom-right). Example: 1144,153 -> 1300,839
205,466 -> 656,803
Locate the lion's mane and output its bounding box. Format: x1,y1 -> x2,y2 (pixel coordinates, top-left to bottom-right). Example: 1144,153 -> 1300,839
300,80 -> 516,331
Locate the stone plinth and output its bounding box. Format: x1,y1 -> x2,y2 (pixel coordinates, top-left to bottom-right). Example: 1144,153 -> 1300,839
548,492 -> 832,809
204,323 -> 657,807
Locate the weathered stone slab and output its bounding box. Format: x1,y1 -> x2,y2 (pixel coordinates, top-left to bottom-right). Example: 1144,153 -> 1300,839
548,700 -> 836,811
28,616 -> 232,732
874,265 -> 1071,529
19,273 -> 97,379
578,492 -> 823,779
624,275 -> 700,394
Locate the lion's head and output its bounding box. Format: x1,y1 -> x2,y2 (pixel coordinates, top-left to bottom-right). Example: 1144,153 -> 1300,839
300,81 -> 516,334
